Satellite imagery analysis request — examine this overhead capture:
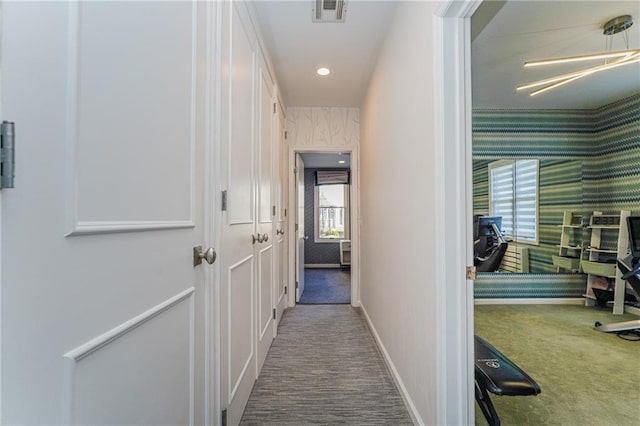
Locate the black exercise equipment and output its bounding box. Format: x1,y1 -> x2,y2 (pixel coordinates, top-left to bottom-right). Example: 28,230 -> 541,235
474,335 -> 541,426
474,216 -> 509,272
594,216 -> 640,335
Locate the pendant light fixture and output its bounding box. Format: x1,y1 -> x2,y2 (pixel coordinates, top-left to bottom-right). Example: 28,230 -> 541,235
517,15 -> 639,96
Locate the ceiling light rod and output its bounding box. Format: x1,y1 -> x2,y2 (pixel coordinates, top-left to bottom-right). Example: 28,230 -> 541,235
518,51 -> 640,91
527,53 -> 640,96
518,14 -> 637,96
524,49 -> 636,67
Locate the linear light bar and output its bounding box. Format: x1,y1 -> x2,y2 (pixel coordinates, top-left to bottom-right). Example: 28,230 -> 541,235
517,51 -> 640,94
529,75 -> 587,97
517,14 -> 637,97
524,49 -> 637,67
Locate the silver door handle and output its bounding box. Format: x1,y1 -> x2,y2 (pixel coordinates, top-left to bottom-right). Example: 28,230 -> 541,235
252,234 -> 260,244
277,229 -> 285,236
193,246 -> 216,266
303,236 -> 309,240
262,233 -> 269,242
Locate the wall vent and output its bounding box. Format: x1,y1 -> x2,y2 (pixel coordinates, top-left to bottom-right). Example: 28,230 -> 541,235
313,0 -> 347,23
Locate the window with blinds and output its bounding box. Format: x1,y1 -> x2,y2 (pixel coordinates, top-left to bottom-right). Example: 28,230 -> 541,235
315,184 -> 350,241
488,159 -> 539,244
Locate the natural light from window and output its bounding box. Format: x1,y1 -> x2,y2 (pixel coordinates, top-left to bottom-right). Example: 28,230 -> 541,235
316,184 -> 348,240
489,159 -> 539,244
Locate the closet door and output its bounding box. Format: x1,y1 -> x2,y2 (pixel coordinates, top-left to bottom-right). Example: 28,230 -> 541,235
275,102 -> 288,321
1,2 -> 212,424
255,52 -> 276,371
219,2 -> 257,424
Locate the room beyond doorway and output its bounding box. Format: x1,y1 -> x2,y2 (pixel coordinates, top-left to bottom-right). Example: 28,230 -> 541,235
295,152 -> 352,305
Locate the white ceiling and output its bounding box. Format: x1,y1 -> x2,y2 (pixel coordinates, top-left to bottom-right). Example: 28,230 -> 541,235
472,1 -> 640,109
299,152 -> 351,169
252,0 -> 397,107
253,1 -> 639,110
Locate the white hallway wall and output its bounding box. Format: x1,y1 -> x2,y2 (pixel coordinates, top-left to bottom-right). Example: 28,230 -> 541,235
360,2 -> 438,424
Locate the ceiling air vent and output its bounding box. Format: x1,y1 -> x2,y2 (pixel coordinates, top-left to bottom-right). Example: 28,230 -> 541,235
313,0 -> 347,23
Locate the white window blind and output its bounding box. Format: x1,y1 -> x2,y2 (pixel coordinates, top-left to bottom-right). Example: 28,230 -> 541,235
489,159 -> 538,243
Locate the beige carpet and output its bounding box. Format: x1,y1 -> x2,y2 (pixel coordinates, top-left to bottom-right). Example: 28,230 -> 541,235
475,304 -> 640,425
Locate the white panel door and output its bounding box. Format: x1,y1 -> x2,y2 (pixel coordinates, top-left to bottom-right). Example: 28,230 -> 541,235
255,53 -> 275,372
275,104 -> 288,320
1,2 -> 213,424
296,154 -> 306,302
219,2 -> 257,424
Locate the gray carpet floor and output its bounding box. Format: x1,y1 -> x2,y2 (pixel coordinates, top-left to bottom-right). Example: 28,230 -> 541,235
299,268 -> 351,304
239,305 -> 412,425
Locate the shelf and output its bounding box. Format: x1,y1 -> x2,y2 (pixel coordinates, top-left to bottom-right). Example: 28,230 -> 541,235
552,255 -> 580,271
584,248 -> 618,254
583,210 -> 632,315
556,245 -> 582,250
557,224 -> 582,228
581,260 -> 617,278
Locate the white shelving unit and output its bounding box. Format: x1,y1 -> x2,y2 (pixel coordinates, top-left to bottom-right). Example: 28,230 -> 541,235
582,210 -> 631,314
552,211 -> 584,273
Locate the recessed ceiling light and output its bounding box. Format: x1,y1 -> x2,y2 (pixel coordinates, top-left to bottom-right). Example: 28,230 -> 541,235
316,67 -> 331,76
338,160 -> 346,164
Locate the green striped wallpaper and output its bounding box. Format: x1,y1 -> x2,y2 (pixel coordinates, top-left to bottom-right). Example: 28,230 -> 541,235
473,92 -> 640,299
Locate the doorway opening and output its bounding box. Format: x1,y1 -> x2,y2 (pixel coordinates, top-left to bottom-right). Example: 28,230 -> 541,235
295,152 -> 352,305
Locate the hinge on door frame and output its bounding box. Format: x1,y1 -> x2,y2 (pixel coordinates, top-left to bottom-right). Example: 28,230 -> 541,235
466,266 -> 477,280
272,205 -> 276,216
221,190 -> 228,211
284,286 -> 288,295
284,208 -> 287,217
295,224 -> 299,231
284,130 -> 288,140
1,121 -> 16,189
273,308 -> 276,320
293,167 -> 297,174
273,102 -> 276,114
221,409 -> 227,426
295,281 -> 299,289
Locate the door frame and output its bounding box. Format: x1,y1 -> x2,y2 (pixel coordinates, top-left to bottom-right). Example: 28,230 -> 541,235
208,1 -> 222,424
287,146 -> 360,308
433,0 -> 482,424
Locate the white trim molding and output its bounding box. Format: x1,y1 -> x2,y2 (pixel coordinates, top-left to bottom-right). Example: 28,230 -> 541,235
67,220 -> 195,237
62,287 -> 195,425
360,305 -> 423,425
286,146 -> 361,308
433,1 -> 483,425
64,2 -> 197,236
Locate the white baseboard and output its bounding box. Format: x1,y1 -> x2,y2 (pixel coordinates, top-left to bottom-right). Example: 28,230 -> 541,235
474,298 -> 584,305
304,263 -> 341,269
359,304 -> 423,426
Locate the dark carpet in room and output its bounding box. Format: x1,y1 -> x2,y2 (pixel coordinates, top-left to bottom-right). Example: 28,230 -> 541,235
239,305 -> 412,425
299,268 -> 350,304
475,304 -> 640,425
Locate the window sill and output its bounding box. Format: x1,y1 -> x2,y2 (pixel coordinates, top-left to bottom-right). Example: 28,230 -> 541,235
313,238 -> 348,244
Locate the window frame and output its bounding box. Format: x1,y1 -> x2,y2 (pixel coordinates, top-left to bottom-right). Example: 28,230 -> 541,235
314,184 -> 350,243
488,159 -> 539,245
